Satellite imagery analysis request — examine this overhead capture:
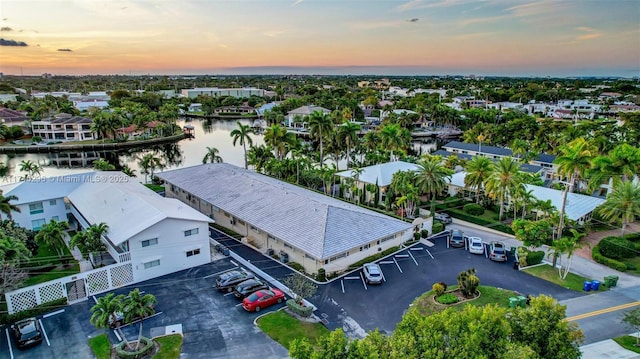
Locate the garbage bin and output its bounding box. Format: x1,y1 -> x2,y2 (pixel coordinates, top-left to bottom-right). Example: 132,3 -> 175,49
510,247 -> 517,255
604,275 -> 619,287
591,280 -> 601,291
583,281 -> 592,292
517,295 -> 527,308
508,297 -> 519,309
610,275 -> 619,287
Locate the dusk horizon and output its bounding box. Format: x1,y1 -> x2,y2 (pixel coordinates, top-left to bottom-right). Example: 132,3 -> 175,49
1,0 -> 639,78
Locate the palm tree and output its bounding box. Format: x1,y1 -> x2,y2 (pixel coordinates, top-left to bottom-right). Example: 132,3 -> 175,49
415,155 -> 453,217
34,219 -> 69,261
597,180 -> 640,236
464,156 -> 494,203
557,229 -> 588,280
308,110 -> 334,170
378,124 -> 411,161
554,138 -> 595,238
336,121 -> 361,169
247,145 -> 275,173
202,146 -> 223,164
263,124 -> 288,160
123,289 -> 157,350
230,121 -> 254,169
138,153 -> 164,183
122,165 -> 137,177
90,293 -> 130,349
0,190 -> 20,220
485,157 -> 523,221
19,160 -> 42,180
588,144 -> 640,194
93,158 -> 115,171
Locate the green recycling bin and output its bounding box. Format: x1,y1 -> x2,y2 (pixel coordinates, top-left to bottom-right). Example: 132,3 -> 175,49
604,275 -> 619,287
509,297 -> 519,309
517,295 -> 527,308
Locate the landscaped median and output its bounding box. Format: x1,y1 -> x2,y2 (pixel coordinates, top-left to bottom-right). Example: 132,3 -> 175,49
522,264 -> 611,292
256,309 -> 329,350
88,333 -> 184,359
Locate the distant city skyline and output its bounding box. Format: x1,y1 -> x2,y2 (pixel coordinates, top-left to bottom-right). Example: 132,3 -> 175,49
1,0 -> 639,78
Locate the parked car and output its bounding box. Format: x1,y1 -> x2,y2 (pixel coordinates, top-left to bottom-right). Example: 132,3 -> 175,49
242,289 -> 286,312
434,212 -> 452,224
216,270 -> 255,292
489,241 -> 508,262
12,317 -> 43,349
233,279 -> 269,299
468,237 -> 484,255
449,229 -> 465,248
362,263 -> 383,284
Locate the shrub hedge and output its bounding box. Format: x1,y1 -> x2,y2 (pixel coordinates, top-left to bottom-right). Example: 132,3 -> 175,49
0,297 -> 68,325
599,236 -> 637,259
115,337 -> 154,359
317,268 -> 326,282
526,251 -> 545,266
592,244 -> 627,272
432,221 -> 445,234
286,299 -> 313,317
436,293 -> 459,305
445,209 -> 514,235
463,203 -> 485,216
347,246 -> 400,270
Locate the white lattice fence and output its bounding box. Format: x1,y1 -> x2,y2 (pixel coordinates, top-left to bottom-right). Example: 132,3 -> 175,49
6,261 -> 135,314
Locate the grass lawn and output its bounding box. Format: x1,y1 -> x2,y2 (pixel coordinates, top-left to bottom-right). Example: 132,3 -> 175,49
23,262 -> 80,286
523,264 -> 610,292
613,335 -> 640,353
410,285 -> 520,316
22,241 -> 80,287
257,310 -> 329,350
622,256 -> 640,275
88,334 -> 111,359
152,334 -> 183,359
145,184 -> 165,192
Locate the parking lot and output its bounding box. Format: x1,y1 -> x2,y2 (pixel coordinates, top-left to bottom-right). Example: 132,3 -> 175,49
0,259 -> 288,359
313,224 -> 584,335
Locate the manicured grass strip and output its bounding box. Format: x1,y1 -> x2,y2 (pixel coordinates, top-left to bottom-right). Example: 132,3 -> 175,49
522,264 -> 610,292
613,335 -> 640,354
152,334 -> 184,359
23,262 -> 80,286
145,184 -> 165,192
410,285 -> 520,317
257,310 -> 330,350
88,334 -> 111,359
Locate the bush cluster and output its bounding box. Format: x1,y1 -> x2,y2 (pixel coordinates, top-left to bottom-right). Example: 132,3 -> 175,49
599,236 -> 637,259
432,282 -> 445,297
436,293 -> 459,305
592,244 -> 627,272
432,221 -> 445,234
525,251 -> 545,266
286,299 -> 313,317
115,337 -> 154,359
317,268 -> 326,282
463,203 -> 485,216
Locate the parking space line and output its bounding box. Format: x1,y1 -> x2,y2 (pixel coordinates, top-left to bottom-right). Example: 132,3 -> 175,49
360,272 -> 368,290
204,267 -> 239,279
113,329 -> 122,342
393,257 -> 403,273
408,251 -> 419,266
38,319 -> 50,346
341,280 -> 345,294
235,303 -> 243,307
43,309 -> 65,318
425,248 -> 434,259
92,295 -> 97,304
6,328 -> 14,359
379,260 -> 394,264
380,267 -> 386,282
230,260 -> 238,266
224,292 -> 235,296
485,244 -> 489,258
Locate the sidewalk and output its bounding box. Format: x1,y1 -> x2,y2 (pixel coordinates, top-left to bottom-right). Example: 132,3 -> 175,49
581,336 -> 640,359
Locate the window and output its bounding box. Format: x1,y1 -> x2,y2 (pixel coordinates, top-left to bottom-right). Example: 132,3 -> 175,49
305,253 -> 316,261
359,244 -> 370,251
49,199 -> 57,206
184,228 -> 199,237
250,225 -> 259,233
329,252 -> 347,262
380,235 -> 394,243
29,202 -> 44,215
31,218 -> 46,230
284,243 -> 293,250
211,204 -> 219,212
141,238 -> 158,247
237,219 -> 245,225
144,259 -> 160,269
119,241 -> 129,252
52,216 -> 59,221
186,248 -> 201,257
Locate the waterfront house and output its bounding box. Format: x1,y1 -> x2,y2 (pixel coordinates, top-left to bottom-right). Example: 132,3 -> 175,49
31,114 -> 95,142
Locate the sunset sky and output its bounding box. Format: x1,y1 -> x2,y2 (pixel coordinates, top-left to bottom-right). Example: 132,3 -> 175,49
0,0 -> 638,77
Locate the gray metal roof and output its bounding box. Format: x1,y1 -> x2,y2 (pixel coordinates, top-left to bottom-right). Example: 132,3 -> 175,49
336,161 -> 420,187
434,150 -> 542,173
158,164 -> 413,259
443,141 -> 513,156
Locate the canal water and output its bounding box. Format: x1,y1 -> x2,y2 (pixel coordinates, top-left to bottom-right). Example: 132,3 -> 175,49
0,118 -> 440,180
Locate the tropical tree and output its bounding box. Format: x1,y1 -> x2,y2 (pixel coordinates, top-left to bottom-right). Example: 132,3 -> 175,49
464,156 -> 494,203
556,229 -> 588,280
378,123 -> 411,161
123,288 -> 157,350
247,144 -> 275,173
597,180 -> 640,236
485,157 -> 523,221
122,165 -> 137,178
0,235 -> 31,294
588,144 -> 640,194
69,223 -> 108,267
336,121 -> 361,169
90,293 -> 130,349
19,160 -> 42,180
263,124 -> 289,160
554,137 -> 595,238
202,146 -> 223,164
230,121 -> 254,169
93,158 -> 116,171
308,110 -> 334,170
34,219 -> 69,261
0,191 -> 20,220
416,155 -> 453,216
622,308 -> 640,347
138,153 -> 164,183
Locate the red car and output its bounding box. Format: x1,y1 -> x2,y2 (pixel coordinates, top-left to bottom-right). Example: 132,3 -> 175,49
242,289 -> 285,312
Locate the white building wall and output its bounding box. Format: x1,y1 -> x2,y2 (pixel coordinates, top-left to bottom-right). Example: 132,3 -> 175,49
4,198 -> 69,230
129,218 -> 211,282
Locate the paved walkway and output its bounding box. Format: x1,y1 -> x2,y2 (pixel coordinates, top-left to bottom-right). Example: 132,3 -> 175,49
63,232 -> 93,272
575,222 -> 640,259
581,336 -> 640,359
